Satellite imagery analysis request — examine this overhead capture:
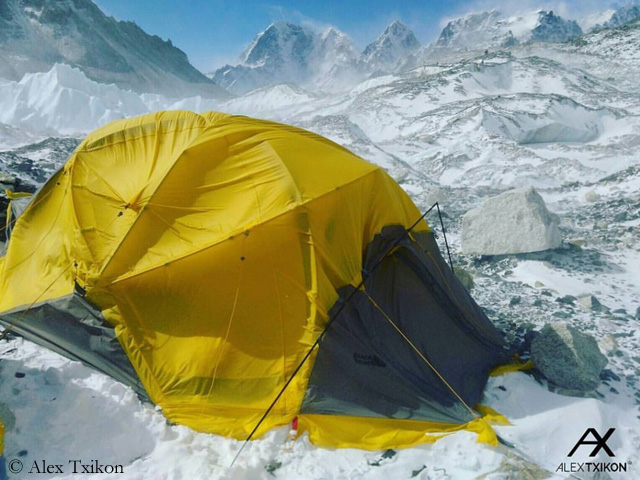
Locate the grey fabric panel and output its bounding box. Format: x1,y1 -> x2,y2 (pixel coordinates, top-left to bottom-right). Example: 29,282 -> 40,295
4,196 -> 32,245
3,167 -> 62,248
9,196 -> 32,220
0,291 -> 146,399
301,226 -> 507,424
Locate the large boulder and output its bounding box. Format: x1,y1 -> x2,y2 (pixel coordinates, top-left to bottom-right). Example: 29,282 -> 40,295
461,187 -> 561,255
531,323 -> 607,391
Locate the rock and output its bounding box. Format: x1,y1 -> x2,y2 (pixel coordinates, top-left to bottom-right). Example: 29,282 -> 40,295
600,369 -> 620,382
636,306 -> 640,320
594,220 -> 608,230
584,190 -> 600,202
567,239 -> 585,248
556,295 -> 576,305
577,295 -> 603,311
509,296 -> 521,306
0,171 -> 17,185
613,211 -> 628,222
454,267 -> 474,291
523,330 -> 540,351
534,281 -> 545,288
599,335 -> 618,355
531,323 -> 608,391
461,187 -> 561,255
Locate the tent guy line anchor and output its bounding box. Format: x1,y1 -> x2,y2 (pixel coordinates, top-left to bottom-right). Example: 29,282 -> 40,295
229,202 -> 452,468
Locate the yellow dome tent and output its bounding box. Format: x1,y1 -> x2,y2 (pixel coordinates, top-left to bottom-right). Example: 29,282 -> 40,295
0,111 -> 507,449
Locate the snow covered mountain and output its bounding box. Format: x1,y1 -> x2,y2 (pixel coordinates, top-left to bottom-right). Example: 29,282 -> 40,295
599,4 -> 640,29
579,4 -> 640,32
0,0 -> 227,97
429,10 -> 582,58
360,20 -> 421,73
579,9 -> 617,32
212,20 -> 422,94
212,22 -> 360,95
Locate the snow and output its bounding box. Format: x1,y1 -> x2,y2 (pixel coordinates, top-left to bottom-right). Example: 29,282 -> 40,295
3,341 -> 638,479
510,251 -> 640,314
488,374 -> 640,478
0,64 -> 150,135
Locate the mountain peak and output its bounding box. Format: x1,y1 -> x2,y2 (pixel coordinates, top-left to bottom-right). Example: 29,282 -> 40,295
0,0 -> 225,97
381,20 -> 417,42
240,22 -> 316,67
218,21 -> 359,95
600,4 -> 640,30
532,10 -> 582,43
361,21 -> 421,70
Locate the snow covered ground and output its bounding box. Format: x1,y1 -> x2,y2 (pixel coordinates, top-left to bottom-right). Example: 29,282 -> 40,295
0,16 -> 639,480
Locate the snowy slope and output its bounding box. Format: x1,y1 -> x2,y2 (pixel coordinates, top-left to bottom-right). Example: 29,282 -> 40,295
0,0 -> 226,97
0,64 -> 228,136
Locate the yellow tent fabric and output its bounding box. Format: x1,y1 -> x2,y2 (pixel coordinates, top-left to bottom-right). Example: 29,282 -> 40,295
0,111 -> 436,439
0,111 -> 507,448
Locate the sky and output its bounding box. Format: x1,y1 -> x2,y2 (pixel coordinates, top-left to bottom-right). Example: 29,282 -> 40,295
94,0 -> 623,72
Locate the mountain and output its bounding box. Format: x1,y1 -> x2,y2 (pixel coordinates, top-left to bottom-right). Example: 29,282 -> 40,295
212,21 -> 422,95
433,10 -> 516,52
600,4 -> 640,29
360,20 -> 421,72
0,0 -> 227,97
212,22 -> 359,95
530,11 -> 582,42
429,10 -> 582,58
578,9 -> 616,32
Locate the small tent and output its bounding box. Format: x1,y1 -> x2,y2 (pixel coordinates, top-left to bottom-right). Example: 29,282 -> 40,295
0,111 -> 507,449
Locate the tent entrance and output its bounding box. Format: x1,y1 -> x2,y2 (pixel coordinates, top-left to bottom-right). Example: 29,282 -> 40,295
300,226 -> 506,425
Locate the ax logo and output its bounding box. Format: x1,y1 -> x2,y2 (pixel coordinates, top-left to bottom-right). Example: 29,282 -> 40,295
568,428 -> 616,457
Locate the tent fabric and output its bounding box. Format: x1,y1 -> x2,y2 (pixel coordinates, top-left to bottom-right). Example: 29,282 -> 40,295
300,227 -> 506,426
0,110 -> 507,449
0,290 -> 143,396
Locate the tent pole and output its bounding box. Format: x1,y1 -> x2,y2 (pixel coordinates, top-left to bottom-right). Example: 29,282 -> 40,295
229,205 -> 438,468
435,202 -> 455,274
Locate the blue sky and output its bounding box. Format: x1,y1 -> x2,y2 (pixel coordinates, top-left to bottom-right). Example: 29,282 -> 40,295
95,0 -> 621,72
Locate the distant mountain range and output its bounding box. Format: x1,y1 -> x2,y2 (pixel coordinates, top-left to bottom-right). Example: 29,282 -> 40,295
429,10 -> 582,57
0,0 -> 228,98
211,5 -> 640,96
211,20 -> 422,95
1,0 -> 639,98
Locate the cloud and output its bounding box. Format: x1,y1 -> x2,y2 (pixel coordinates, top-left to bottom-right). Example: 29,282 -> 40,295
264,5 -> 333,31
